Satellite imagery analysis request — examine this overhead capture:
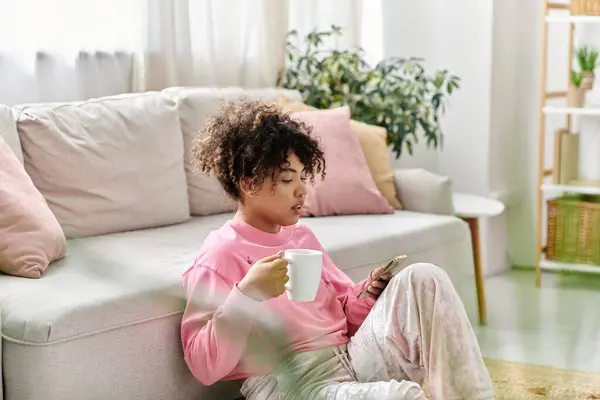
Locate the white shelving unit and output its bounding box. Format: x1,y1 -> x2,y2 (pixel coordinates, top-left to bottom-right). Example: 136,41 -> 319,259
535,2 -> 600,284
543,105 -> 600,115
541,183 -> 600,195
546,15 -> 600,23
540,259 -> 600,274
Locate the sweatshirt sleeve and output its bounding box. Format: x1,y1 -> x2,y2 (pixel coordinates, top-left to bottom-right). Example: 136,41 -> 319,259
180,265 -> 263,386
323,253 -> 377,334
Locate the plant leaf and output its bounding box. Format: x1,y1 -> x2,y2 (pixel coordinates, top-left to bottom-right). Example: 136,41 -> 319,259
280,26 -> 460,160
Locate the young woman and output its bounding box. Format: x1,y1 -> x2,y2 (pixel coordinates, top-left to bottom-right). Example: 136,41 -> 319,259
181,100 -> 494,400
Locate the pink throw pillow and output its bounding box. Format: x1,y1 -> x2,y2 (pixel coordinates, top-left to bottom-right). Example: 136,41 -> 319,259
292,107 -> 394,217
0,136 -> 67,278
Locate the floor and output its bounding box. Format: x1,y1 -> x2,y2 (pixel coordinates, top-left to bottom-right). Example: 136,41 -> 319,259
475,269 -> 600,372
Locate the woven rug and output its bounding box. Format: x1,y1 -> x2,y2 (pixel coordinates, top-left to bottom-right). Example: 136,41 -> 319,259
484,358 -> 600,400
425,358 -> 600,399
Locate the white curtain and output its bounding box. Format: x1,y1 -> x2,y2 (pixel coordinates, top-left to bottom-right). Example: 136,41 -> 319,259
0,0 -> 142,105
138,0 -> 290,90
288,0 -> 383,66
0,0 -> 378,106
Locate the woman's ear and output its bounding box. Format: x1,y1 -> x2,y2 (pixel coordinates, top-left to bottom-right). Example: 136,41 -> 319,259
239,177 -> 256,198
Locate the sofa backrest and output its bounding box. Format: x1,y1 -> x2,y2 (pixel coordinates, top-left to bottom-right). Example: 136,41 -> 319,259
4,87 -> 303,238
0,105 -> 23,164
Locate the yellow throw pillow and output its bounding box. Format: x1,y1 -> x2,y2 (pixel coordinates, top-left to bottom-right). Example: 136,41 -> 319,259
278,96 -> 402,209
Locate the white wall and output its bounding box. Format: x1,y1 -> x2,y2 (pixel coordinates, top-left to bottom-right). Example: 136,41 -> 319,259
432,1 -> 494,198
487,0 -> 523,274
382,0 -> 521,275
382,0 -> 495,194
508,0 -> 544,267
490,0 -> 521,202
381,0 -> 441,174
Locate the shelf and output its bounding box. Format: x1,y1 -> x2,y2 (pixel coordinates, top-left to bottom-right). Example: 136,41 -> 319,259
546,15 -> 600,23
540,260 -> 600,274
541,183 -> 600,195
543,106 -> 600,115
534,4 -> 600,286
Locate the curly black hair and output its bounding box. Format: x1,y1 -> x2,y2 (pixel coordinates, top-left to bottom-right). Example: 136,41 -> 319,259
191,98 -> 326,200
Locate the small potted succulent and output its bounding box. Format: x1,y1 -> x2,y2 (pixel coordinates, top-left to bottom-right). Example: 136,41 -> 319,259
576,45 -> 599,90
568,69 -> 586,107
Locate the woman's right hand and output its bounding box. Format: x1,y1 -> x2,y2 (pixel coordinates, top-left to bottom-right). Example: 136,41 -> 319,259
238,253 -> 289,301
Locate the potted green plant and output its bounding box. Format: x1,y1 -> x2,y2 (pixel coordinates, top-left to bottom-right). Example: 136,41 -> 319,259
568,69 -> 586,107
278,26 -> 460,158
576,45 -> 599,90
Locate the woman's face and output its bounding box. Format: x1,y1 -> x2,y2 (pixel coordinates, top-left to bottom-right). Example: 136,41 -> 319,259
240,153 -> 308,232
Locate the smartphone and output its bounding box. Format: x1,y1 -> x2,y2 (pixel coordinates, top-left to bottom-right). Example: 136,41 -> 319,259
357,254 -> 408,299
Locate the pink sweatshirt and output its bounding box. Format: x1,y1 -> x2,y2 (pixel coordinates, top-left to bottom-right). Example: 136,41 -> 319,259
181,218 -> 375,386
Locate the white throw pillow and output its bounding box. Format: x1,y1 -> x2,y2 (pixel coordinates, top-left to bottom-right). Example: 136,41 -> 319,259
15,92 -> 190,238
394,168 -> 455,215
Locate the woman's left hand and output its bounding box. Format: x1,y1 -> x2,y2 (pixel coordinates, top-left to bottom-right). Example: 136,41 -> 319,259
365,267 -> 393,300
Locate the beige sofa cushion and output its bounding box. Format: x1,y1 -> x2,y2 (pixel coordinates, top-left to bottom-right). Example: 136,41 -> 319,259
0,105 -> 22,164
394,168 -> 455,215
15,92 -> 190,238
0,210 -> 467,343
277,96 -> 402,210
164,86 -> 303,216
0,135 -> 67,278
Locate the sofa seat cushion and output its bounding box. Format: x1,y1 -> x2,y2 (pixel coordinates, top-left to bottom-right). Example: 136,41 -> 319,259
305,211 -> 468,273
0,214 -> 232,343
0,211 -> 468,344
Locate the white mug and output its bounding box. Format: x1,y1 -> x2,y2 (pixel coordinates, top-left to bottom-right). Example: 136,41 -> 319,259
282,249 -> 323,302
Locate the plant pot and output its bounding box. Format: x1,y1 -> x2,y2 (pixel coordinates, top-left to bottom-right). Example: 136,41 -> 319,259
581,71 -> 596,90
568,85 -> 586,107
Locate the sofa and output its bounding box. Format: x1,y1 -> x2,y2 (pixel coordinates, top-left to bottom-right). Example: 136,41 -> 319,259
0,87 -> 476,400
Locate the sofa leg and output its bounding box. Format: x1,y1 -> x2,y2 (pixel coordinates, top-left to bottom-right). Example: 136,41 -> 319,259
464,217 -> 487,326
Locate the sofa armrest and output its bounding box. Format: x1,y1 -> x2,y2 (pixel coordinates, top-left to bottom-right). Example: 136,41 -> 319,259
394,168 -> 455,215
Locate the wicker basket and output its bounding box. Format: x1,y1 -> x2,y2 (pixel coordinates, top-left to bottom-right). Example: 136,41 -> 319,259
546,194 -> 600,265
571,0 -> 600,15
